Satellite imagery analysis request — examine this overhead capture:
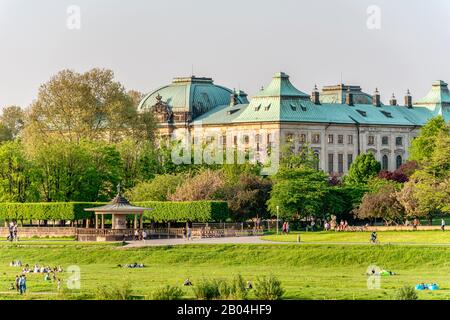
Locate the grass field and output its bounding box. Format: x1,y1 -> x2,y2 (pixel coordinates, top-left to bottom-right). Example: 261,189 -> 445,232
1,237 -> 450,300
262,231 -> 450,244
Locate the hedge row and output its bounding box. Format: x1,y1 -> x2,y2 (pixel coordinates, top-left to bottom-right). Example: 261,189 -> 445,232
0,201 -> 229,223
0,202 -> 100,221
136,201 -> 229,223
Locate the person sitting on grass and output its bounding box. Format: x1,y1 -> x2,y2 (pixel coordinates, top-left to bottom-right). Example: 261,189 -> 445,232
246,281 -> 253,290
183,278 -> 193,286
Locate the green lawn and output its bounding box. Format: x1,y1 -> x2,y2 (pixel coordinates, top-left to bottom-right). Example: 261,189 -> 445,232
1,239 -> 450,300
262,231 -> 450,244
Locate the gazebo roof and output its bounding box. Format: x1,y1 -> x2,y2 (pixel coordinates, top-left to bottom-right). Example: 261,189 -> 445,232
85,186 -> 152,213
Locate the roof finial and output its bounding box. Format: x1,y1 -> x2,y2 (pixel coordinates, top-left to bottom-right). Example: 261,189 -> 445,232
117,183 -> 122,196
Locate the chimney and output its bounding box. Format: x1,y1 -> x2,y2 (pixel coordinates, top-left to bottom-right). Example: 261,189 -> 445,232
311,85 -> 321,105
372,88 -> 381,107
404,89 -> 413,108
229,90 -> 238,107
389,93 -> 397,106
345,88 -> 354,106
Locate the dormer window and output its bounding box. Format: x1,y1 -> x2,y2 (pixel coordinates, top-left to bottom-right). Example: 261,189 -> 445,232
356,110 -> 367,117
254,104 -> 261,111
380,110 -> 393,118
290,104 -> 297,111
264,104 -> 271,111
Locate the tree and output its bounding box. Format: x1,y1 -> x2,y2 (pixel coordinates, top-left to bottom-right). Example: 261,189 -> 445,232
0,141 -> 39,202
0,106 -> 25,140
279,143 -> 319,170
32,139 -> 122,202
169,169 -> 225,201
267,167 -> 328,220
219,173 -> 272,221
409,116 -> 448,163
345,153 -> 381,185
126,174 -> 185,202
354,180 -> 404,224
24,69 -> 154,145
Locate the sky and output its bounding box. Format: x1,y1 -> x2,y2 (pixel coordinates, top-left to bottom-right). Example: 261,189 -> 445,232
0,0 -> 449,108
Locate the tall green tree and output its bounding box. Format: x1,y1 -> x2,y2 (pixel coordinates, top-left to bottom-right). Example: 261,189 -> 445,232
409,116 -> 448,163
345,153 -> 381,185
0,141 -> 38,202
25,69 -> 154,145
0,106 -> 25,140
267,167 -> 328,220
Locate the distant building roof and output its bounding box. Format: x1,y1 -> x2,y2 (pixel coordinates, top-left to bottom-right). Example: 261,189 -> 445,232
138,76 -> 248,118
193,72 -> 446,126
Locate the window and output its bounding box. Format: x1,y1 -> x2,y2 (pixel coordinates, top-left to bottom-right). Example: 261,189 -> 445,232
312,134 -> 320,144
382,155 -> 389,171
254,104 -> 261,111
380,110 -> 393,118
382,136 -> 389,145
348,135 -> 354,145
347,154 -> 353,170
244,135 -> 250,144
233,136 -> 238,146
264,104 -> 271,111
290,104 -> 297,111
300,105 -> 307,111
328,154 -> 334,174
267,134 -> 272,144
285,133 -> 294,143
338,135 -> 344,144
299,134 -> 307,143
356,110 -> 367,117
396,137 -> 403,146
222,135 -> 227,145
206,136 -> 215,143
396,155 -> 403,169
338,154 -> 344,174
368,135 -> 375,146
314,152 -> 320,170
328,134 -> 334,144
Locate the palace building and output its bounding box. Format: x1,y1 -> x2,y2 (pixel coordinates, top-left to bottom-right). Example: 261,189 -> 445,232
138,72 -> 450,175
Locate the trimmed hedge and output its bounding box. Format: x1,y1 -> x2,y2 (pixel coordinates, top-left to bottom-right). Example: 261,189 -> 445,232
0,201 -> 229,223
135,201 -> 229,223
0,202 -> 101,221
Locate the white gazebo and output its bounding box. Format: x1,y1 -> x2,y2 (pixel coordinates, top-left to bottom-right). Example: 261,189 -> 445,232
84,185 -> 152,231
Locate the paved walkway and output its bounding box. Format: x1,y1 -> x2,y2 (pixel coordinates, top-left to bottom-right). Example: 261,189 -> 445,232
123,237 -> 450,248
124,236 -> 276,248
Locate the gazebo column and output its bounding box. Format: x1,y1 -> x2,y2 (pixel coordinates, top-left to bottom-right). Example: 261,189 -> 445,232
140,213 -> 143,229
134,214 -> 138,230
112,214 -> 115,230
95,214 -> 99,230
101,214 -> 105,230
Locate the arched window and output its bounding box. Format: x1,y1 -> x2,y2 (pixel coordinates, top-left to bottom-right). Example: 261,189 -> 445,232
382,155 -> 389,171
314,152 -> 320,171
396,155 -> 403,169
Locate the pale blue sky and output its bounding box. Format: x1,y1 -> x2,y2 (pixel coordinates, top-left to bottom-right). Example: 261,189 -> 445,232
0,0 -> 449,107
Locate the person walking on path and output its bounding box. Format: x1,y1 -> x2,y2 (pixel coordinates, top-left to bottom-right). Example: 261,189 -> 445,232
441,219 -> 446,231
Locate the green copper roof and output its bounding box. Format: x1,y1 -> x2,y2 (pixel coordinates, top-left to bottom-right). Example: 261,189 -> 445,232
254,72 -> 310,98
138,76 -> 248,117
414,80 -> 450,122
194,72 -> 444,127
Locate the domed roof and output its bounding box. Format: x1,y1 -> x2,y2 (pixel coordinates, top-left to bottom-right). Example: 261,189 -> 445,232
138,76 -> 248,118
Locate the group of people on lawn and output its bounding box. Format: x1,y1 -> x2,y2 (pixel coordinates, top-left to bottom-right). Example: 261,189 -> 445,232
9,262 -> 63,294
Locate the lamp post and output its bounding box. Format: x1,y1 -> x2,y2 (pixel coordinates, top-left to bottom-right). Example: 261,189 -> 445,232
276,206 -> 279,235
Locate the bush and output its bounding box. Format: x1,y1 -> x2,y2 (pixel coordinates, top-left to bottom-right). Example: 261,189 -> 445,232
254,275 -> 284,300
135,201 -> 229,222
394,285 -> 418,300
0,202 -> 102,221
192,279 -> 222,300
152,285 -> 184,300
229,274 -> 248,300
0,200 -> 229,223
94,283 -> 134,300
